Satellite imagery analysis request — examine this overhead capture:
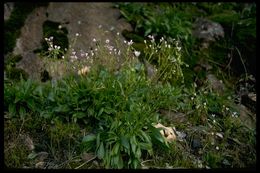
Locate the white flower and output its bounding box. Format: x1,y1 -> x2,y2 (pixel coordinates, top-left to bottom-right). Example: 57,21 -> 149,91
98,24 -> 102,28
49,36 -> 53,40
94,48 -> 98,52
160,37 -> 164,42
191,97 -> 194,100
118,50 -> 121,55
106,39 -> 110,44
134,51 -> 141,57
76,33 -> 80,37
213,120 -> 216,123
216,146 -> 219,150
93,38 -> 97,42
78,20 -> 81,25
177,46 -> 181,51
62,56 -> 65,59
212,114 -> 216,118
144,40 -> 147,44
124,40 -> 127,44
117,32 -> 120,36
148,35 -> 154,42
106,45 -> 113,51
81,53 -> 85,57
58,25 -> 62,29
128,40 -> 133,46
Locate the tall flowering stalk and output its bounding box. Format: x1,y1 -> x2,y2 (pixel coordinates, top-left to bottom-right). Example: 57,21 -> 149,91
144,35 -> 186,84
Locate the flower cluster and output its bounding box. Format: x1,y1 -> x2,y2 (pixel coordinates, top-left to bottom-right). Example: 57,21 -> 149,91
44,36 -> 64,59
222,105 -> 239,118
142,35 -> 185,84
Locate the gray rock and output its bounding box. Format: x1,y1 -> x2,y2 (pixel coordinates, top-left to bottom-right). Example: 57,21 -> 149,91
191,138 -> 202,150
192,18 -> 224,49
4,3 -> 14,21
206,73 -> 225,94
12,3 -> 133,81
159,109 -> 188,123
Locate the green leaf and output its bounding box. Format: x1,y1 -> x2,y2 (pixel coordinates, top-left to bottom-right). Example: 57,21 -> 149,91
34,85 -> 43,97
136,147 -> 142,158
151,126 -> 164,143
8,104 -> 16,115
72,112 -> 86,119
118,154 -> 124,169
40,111 -> 52,119
112,142 -> 120,156
144,28 -> 152,36
53,105 -> 70,113
112,155 -> 119,167
97,107 -> 104,117
27,152 -> 37,159
130,136 -> 137,154
139,130 -> 151,143
47,91 -> 55,102
121,136 -> 130,150
139,142 -> 152,151
14,96 -> 21,103
97,142 -> 105,159
133,158 -> 139,169
19,106 -> 26,118
82,134 -> 96,143
96,133 -> 100,148
27,99 -> 35,111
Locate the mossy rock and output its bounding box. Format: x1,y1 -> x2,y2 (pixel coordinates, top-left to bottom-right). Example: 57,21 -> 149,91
5,54 -> 23,65
6,67 -> 29,81
4,2 -> 49,55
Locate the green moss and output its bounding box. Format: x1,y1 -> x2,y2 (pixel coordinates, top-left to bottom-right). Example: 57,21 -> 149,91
5,54 -> 23,68
4,2 -> 49,55
6,67 -> 29,81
